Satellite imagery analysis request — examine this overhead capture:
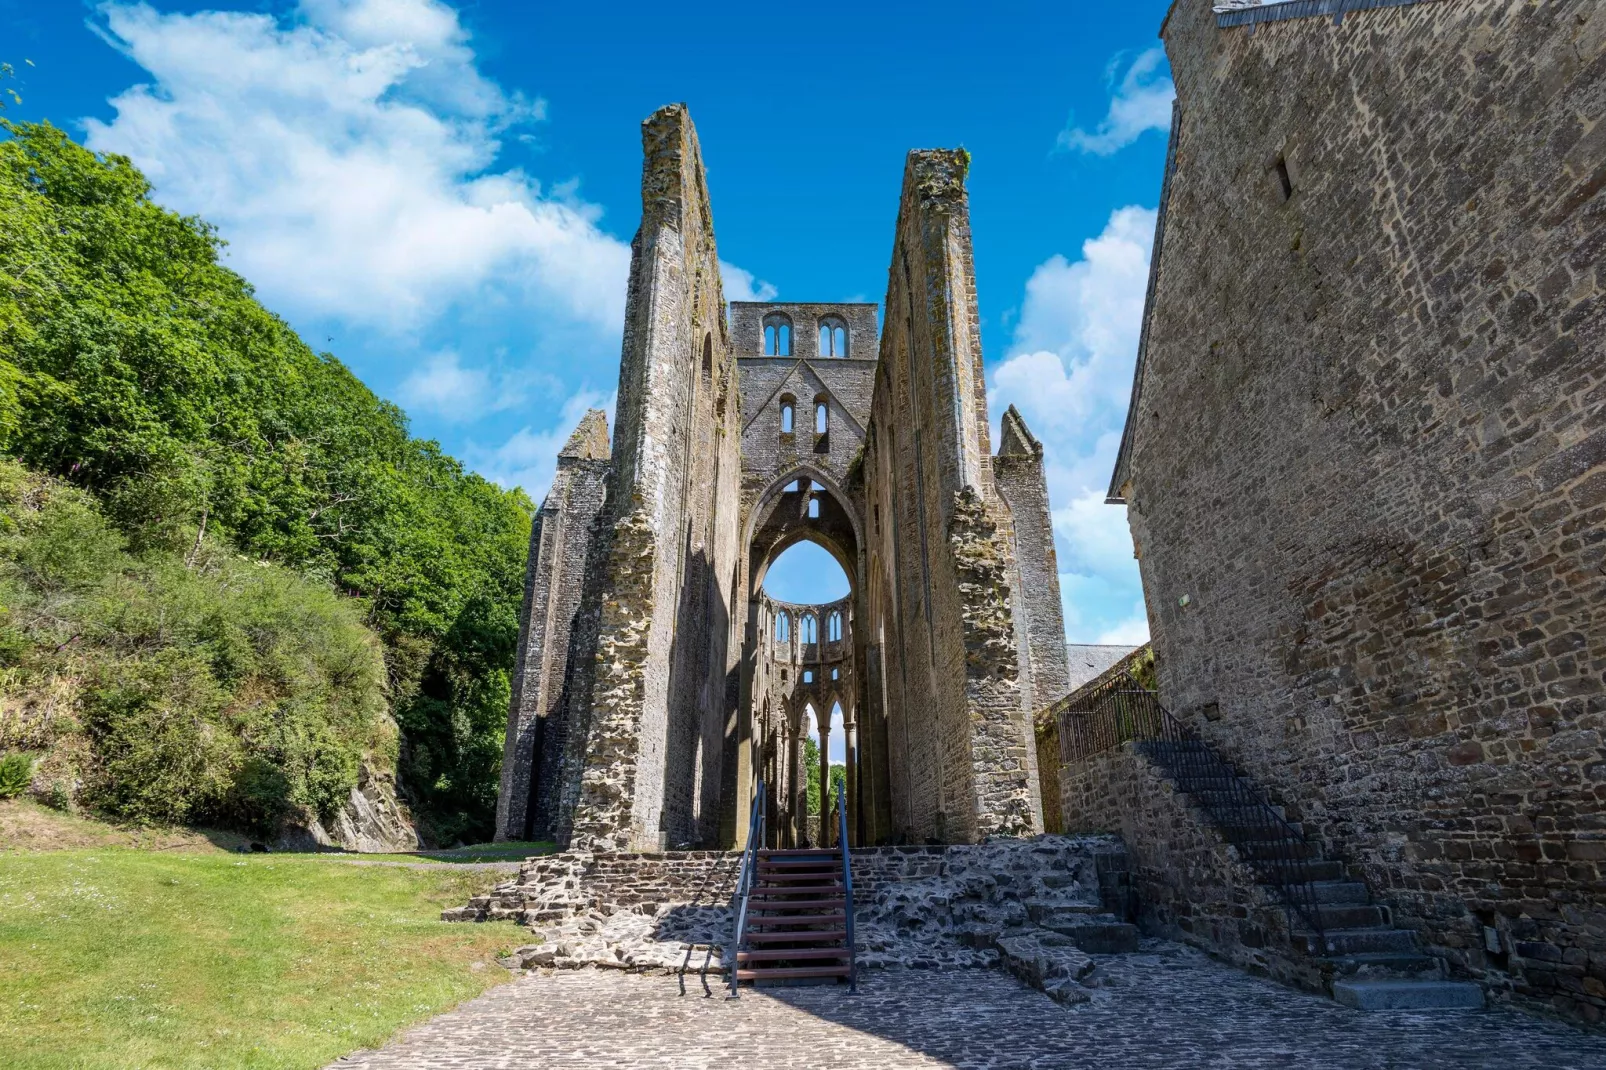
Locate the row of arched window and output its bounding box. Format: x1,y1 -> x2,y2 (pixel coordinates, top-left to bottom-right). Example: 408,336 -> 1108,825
763,313 -> 849,358
773,609 -> 845,644
778,394 -> 829,436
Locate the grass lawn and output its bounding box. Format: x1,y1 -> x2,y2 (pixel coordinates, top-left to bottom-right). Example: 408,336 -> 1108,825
0,803 -> 542,1069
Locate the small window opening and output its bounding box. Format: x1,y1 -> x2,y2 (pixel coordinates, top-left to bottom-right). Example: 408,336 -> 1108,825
818,318 -> 848,357
1274,155 -> 1293,202
803,670 -> 814,683
781,402 -> 794,433
801,614 -> 817,644
827,611 -> 842,642
775,612 -> 790,643
815,403 -> 828,434
808,498 -> 820,518
764,315 -> 793,356
831,668 -> 839,680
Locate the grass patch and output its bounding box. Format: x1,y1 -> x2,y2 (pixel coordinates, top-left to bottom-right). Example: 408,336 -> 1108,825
0,845 -> 527,1068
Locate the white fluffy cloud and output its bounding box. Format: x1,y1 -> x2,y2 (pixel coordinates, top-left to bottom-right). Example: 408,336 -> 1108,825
1058,47 -> 1175,157
397,351 -> 551,419
466,388 -> 616,502
989,205 -> 1158,644
86,0 -> 631,334
721,261 -> 779,303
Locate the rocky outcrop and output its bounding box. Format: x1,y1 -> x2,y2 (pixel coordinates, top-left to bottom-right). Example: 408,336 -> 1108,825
280,764 -> 424,853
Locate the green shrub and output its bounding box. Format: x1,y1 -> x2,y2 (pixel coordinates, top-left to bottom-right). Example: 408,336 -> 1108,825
0,751 -> 31,797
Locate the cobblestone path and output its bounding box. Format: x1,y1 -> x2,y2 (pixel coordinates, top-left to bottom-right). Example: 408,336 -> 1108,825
331,942 -> 1603,1069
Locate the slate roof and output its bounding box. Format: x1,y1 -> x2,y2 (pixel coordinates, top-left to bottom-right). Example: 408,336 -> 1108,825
1064,644 -> 1141,691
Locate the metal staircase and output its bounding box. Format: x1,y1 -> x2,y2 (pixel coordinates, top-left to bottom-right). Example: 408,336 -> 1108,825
728,780 -> 857,993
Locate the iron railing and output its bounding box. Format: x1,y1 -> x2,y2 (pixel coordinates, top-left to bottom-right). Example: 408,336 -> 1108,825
1058,674 -> 1329,950
725,780 -> 767,999
836,778 -> 857,994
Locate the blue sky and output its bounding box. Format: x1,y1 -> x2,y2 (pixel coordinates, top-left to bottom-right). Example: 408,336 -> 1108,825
2,0 -> 1178,645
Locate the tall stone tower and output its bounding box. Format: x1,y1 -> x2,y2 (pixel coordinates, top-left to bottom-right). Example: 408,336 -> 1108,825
494,105 -> 1071,852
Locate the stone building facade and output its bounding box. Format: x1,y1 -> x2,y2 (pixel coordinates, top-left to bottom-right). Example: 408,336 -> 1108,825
1106,0 -> 1605,1022
495,105 -> 1071,853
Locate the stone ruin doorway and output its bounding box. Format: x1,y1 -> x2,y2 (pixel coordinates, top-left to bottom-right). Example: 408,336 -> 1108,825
741,468 -> 870,850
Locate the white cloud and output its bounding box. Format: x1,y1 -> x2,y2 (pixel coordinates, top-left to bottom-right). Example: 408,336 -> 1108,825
467,388 -> 616,502
86,0 -> 630,334
1095,613 -> 1151,646
397,351 -> 541,418
1058,47 -> 1175,157
988,205 -> 1158,643
721,261 -> 778,303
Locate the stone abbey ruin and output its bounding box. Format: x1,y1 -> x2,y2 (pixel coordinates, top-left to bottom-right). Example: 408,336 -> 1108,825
494,105 -> 1067,855
477,0 -> 1604,1028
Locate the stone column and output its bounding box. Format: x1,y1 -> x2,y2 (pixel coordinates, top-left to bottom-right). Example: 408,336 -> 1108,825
818,702 -> 833,848
844,711 -> 859,848
786,726 -> 801,849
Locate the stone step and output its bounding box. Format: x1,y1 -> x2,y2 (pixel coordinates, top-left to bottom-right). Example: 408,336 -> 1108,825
1038,918 -> 1141,954
1316,903 -> 1389,929
1315,928 -> 1418,955
1333,979 -> 1484,1011
1311,880 -> 1373,905
1023,899 -> 1104,925
1273,859 -> 1346,883
1233,839 -> 1319,862
1324,951 -> 1443,979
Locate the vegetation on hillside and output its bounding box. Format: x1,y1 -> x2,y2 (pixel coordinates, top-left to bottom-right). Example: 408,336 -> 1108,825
0,121 -> 532,841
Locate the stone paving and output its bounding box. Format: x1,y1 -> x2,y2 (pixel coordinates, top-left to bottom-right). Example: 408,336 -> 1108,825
330,941 -> 1605,1069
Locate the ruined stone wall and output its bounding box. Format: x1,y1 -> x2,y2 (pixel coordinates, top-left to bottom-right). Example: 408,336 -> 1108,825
1119,0 -> 1606,1023
861,150 -> 1038,843
571,104 -> 743,852
495,412 -> 611,842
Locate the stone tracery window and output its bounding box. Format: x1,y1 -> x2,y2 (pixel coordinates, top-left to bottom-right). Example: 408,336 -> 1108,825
775,612 -> 790,643
763,313 -> 793,356
827,611 -> 842,642
800,613 -> 817,644
818,317 -> 847,357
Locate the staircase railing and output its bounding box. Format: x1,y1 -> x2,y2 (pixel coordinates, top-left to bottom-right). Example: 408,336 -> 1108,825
725,780 -> 767,999
835,778 -> 856,994
1057,674 -> 1328,950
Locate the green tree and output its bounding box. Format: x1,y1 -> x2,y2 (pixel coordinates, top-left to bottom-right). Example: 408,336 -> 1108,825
0,122 -> 531,840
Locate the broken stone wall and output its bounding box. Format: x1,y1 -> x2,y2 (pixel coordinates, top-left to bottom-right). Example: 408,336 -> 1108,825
862,149 -> 1039,843
570,104 -> 744,852
1120,0 -> 1605,1024
495,412 -> 611,842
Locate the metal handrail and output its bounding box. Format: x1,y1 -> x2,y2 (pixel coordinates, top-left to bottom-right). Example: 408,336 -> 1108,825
836,778 -> 856,994
1057,674 -> 1329,950
725,780 -> 766,999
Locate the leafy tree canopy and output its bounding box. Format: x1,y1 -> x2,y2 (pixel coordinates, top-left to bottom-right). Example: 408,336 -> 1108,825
0,121 -> 532,841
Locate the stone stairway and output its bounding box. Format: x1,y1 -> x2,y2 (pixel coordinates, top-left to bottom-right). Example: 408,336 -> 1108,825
733,849 -> 854,985
1143,739 -> 1483,1011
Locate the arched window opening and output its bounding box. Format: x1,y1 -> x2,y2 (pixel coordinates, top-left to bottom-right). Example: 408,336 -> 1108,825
815,402 -> 828,435
801,614 -> 817,644
781,402 -> 794,433
803,670 -> 814,683
784,479 -> 800,492
808,498 -> 820,518
827,611 -> 842,642
763,314 -> 793,356
701,333 -> 713,380
762,540 -> 851,604
818,317 -> 848,357
775,612 -> 790,643
831,668 -> 839,680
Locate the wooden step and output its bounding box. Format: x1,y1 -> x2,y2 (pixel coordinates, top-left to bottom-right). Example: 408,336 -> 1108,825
751,885 -> 841,897
757,871 -> 841,883
747,913 -> 847,930
743,929 -> 848,944
760,859 -> 842,869
736,947 -> 850,962
760,850 -> 839,858
751,898 -> 846,912
735,965 -> 851,981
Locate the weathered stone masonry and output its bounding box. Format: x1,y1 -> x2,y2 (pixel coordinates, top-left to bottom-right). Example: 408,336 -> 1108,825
1106,0 -> 1606,1024
495,106 -> 1073,853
